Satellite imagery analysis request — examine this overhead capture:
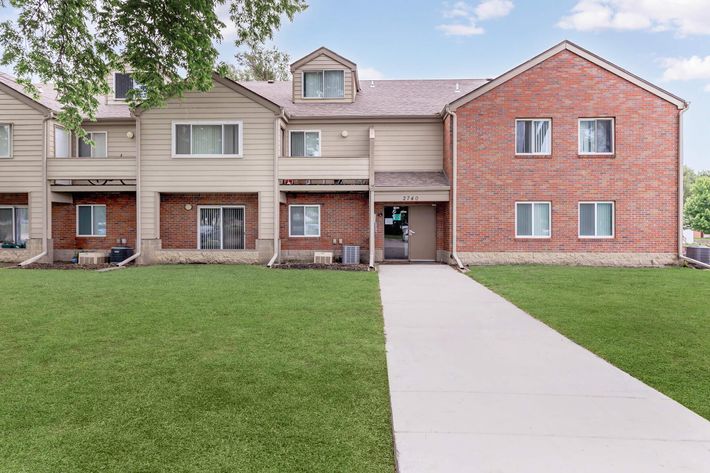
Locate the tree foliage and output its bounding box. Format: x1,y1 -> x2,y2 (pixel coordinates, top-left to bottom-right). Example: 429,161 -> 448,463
685,176 -> 710,233
221,43 -> 290,81
0,0 -> 306,136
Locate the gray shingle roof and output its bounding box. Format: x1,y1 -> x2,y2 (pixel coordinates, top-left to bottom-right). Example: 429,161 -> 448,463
240,79 -> 488,118
375,172 -> 450,188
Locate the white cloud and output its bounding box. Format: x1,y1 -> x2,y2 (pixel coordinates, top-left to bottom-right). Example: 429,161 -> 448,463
660,55 -> 710,91
438,0 -> 513,37
359,67 -> 385,80
705,83 -> 710,92
215,3 -> 238,40
558,0 -> 710,36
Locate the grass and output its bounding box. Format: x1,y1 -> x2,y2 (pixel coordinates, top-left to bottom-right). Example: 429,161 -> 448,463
467,265 -> 710,420
0,265 -> 394,473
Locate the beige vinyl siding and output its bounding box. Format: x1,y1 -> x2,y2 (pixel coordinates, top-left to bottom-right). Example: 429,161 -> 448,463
278,157 -> 369,180
0,89 -> 46,238
47,158 -> 136,180
293,54 -> 353,103
139,81 -> 276,240
373,121 -> 444,172
80,123 -> 136,158
284,123 -> 369,157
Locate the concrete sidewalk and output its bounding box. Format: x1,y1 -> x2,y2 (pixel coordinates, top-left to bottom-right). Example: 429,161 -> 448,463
379,265 -> 710,473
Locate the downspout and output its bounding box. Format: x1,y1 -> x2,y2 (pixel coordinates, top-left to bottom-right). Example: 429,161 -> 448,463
444,106 -> 465,270
118,114 -> 141,266
369,126 -> 375,268
267,110 -> 286,267
20,112 -> 53,267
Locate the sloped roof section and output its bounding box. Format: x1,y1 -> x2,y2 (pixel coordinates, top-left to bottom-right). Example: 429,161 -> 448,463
375,171 -> 450,188
291,46 -> 358,71
448,40 -> 687,111
240,78 -> 487,118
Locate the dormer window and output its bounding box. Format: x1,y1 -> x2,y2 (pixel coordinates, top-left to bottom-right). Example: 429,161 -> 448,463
303,70 -> 344,98
114,72 -> 142,100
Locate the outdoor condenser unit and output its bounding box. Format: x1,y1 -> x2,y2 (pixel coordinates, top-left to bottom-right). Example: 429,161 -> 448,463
342,245 -> 360,265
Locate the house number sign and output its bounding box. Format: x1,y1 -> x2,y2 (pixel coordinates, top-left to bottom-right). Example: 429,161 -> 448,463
402,195 -> 421,201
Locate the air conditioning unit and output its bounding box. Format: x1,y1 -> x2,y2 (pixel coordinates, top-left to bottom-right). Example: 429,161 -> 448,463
313,251 -> 333,264
342,245 -> 360,265
78,252 -> 108,265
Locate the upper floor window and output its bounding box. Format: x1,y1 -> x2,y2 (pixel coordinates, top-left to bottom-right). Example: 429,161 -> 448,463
78,132 -> 107,158
516,201 -> 551,238
579,118 -> 614,155
579,202 -> 614,238
303,70 -> 344,98
114,73 -> 142,100
289,130 -> 321,157
0,124 -> 11,158
173,122 -> 242,158
55,126 -> 70,158
0,206 -> 29,246
77,204 -> 106,237
515,119 -> 551,155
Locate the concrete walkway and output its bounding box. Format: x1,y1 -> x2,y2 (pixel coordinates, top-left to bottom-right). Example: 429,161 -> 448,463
379,265 -> 710,473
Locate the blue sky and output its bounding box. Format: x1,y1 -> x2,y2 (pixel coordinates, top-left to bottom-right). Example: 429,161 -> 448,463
216,0 -> 710,170
1,0 -> 708,170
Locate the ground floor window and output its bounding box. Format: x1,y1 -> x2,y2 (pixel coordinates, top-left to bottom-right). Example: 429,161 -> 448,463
0,206 -> 29,246
77,205 -> 107,237
198,206 -> 245,249
516,202 -> 551,238
289,205 -> 320,237
579,202 -> 614,238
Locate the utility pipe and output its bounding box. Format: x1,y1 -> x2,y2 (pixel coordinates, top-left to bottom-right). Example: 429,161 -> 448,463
20,112 -> 53,267
118,115 -> 141,266
677,104 -> 689,262
267,111 -> 286,267
444,106 -> 465,270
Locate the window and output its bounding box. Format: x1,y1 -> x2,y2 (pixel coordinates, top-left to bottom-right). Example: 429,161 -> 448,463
516,119 -> 551,155
579,202 -> 614,238
290,131 -> 321,157
78,132 -> 107,158
516,202 -> 551,238
0,206 -> 29,246
114,73 -> 144,100
579,118 -> 614,154
198,206 -> 245,249
55,126 -> 70,158
173,122 -> 242,157
0,123 -> 11,158
289,205 -> 320,237
76,205 -> 106,237
303,70 -> 345,98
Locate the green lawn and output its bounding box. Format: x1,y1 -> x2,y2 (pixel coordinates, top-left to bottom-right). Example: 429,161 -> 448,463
468,265 -> 710,419
0,266 -> 394,473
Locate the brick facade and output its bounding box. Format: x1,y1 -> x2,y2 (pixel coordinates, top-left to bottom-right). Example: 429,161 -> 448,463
0,193 -> 28,205
455,50 -> 679,255
160,193 -> 258,249
52,192 -> 136,250
280,192 -> 369,252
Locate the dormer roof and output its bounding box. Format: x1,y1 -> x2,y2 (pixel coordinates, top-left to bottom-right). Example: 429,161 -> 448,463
290,47 -> 361,92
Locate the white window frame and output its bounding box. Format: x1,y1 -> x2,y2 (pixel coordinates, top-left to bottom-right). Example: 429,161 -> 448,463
0,205 -> 28,243
196,205 -> 246,250
54,125 -> 71,158
171,120 -> 244,158
288,130 -> 322,157
578,201 -> 615,239
515,118 -> 552,156
578,118 -> 615,155
302,70 -> 345,99
0,123 -> 12,158
76,204 -> 107,237
515,201 -> 552,239
76,131 -> 108,158
113,72 -> 137,101
288,204 -> 321,238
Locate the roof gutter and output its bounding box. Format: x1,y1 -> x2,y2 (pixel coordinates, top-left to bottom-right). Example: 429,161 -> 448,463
444,105 -> 465,270
20,111 -> 53,266
118,114 -> 141,266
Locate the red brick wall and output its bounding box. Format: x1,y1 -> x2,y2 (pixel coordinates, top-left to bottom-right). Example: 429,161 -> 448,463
455,50 -> 679,253
0,193 -> 29,205
280,193 -> 369,251
52,192 -> 136,250
160,193 -> 258,249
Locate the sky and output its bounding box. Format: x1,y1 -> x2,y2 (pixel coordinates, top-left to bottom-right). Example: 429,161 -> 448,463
1,0 -> 709,170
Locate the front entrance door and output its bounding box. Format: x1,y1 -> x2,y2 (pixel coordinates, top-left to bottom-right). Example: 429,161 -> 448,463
409,205 -> 437,261
384,206 -> 408,259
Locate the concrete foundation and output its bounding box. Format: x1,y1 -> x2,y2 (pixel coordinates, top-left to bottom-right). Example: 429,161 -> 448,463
458,252 -> 679,267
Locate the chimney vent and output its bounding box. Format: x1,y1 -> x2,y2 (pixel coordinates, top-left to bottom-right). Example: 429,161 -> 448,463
370,80 -> 375,88
267,79 -> 275,84
455,82 -> 460,93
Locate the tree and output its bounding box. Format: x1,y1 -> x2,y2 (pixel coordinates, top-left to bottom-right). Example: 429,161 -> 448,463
685,176 -> 710,234
0,0 -> 306,137
222,43 -> 290,81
